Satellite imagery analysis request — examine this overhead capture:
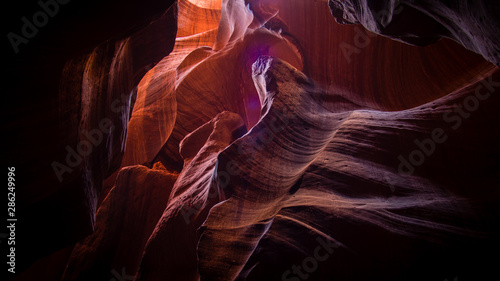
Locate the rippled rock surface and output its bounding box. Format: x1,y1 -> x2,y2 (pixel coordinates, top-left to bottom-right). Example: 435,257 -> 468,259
6,0 -> 500,280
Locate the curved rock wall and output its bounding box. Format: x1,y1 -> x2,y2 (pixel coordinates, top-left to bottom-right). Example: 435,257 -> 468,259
198,57 -> 500,281
4,0 -> 177,277
327,0 -> 500,66
5,0 -> 500,280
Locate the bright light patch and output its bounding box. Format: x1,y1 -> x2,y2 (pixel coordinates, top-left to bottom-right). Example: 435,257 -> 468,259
187,0 -> 222,9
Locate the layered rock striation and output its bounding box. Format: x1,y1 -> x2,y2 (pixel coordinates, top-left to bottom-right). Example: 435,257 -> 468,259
5,0 -> 500,281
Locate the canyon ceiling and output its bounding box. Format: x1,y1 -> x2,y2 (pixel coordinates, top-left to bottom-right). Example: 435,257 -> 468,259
3,0 -> 500,281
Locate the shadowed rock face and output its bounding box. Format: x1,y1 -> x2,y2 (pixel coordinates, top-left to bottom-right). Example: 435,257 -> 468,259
136,111 -> 247,281
61,164 -> 178,281
4,0 -> 177,276
5,0 -> 500,280
328,0 -> 500,65
198,57 -> 500,281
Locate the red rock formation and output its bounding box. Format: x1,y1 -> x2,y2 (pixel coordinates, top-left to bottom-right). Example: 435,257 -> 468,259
136,111 -> 246,281
61,164 -> 178,281
4,0 -> 177,276
154,28 -> 304,170
198,56 -> 500,281
249,0 -> 494,110
4,0 -> 500,280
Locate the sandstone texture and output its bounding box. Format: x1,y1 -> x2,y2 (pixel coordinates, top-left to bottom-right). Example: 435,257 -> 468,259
4,0 -> 499,281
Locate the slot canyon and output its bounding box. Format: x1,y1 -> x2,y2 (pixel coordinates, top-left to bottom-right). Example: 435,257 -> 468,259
3,0 -> 500,280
